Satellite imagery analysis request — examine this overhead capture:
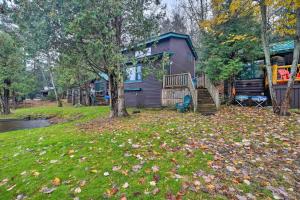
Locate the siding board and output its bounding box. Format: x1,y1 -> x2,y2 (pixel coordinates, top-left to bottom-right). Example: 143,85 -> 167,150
274,84 -> 300,109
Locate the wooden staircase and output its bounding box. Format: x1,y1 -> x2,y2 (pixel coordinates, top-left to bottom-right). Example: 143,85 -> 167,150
196,88 -> 217,115
162,73 -> 220,115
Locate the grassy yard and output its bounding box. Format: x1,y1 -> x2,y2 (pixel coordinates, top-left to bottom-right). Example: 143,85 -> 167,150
0,105 -> 299,200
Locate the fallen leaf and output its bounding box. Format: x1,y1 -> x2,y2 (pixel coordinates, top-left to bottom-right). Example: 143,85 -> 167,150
152,165 -> 159,173
104,172 -> 110,176
74,187 -> 81,194
52,177 -> 61,186
105,187 -> 118,197
40,187 -> 56,194
16,194 -> 26,200
0,178 -> 9,186
112,166 -> 122,171
68,149 -> 75,154
7,184 -> 16,191
32,171 -> 40,177
152,187 -> 160,195
90,169 -> 98,174
122,182 -> 129,189
79,180 -> 86,187
149,181 -> 156,186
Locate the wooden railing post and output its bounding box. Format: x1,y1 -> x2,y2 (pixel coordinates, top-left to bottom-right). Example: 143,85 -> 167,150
272,64 -> 278,85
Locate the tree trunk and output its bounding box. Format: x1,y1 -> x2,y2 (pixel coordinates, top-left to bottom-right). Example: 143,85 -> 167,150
47,53 -> 62,107
49,69 -> 62,107
12,90 -> 17,110
117,74 -> 129,117
72,89 -> 76,105
109,73 -> 119,118
280,7 -> 300,116
259,1 -> 279,113
85,86 -> 90,106
79,87 -> 83,105
2,84 -> 10,115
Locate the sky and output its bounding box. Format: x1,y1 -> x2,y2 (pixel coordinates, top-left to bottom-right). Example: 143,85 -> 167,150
162,0 -> 179,11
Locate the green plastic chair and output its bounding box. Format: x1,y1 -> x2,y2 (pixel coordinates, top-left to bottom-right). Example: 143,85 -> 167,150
176,95 -> 192,113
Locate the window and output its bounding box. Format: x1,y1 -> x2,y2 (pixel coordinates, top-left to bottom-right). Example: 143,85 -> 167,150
135,48 -> 151,58
126,65 -> 142,82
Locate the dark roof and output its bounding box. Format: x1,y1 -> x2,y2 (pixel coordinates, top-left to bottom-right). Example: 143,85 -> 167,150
270,40 -> 294,55
145,32 -> 198,59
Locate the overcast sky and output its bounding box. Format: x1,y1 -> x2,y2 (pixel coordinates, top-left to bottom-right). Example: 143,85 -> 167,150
162,0 -> 179,11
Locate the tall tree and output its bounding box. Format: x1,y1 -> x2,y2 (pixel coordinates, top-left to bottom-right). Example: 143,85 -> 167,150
278,2 -> 300,115
160,9 -> 187,34
12,0 -> 65,107
0,31 -> 23,114
64,0 -> 164,117
258,0 -> 279,113
200,0 -> 261,102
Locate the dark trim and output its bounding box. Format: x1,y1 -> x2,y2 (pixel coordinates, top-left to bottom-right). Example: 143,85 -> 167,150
145,32 -> 198,60
125,88 -> 142,92
125,80 -> 143,84
123,32 -> 198,60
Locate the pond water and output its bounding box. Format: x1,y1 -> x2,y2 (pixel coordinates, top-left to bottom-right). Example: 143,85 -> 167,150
0,119 -> 50,133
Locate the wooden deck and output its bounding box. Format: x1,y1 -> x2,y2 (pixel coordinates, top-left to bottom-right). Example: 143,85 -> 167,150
162,73 -> 220,114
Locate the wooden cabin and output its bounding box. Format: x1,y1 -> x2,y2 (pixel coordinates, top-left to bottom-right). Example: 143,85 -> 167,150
123,32 -> 220,114
123,32 -> 197,108
270,40 -> 300,109
232,40 -> 300,109
67,77 -> 109,106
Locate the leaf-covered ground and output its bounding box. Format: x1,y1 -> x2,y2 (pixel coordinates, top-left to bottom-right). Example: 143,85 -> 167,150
0,105 -> 299,200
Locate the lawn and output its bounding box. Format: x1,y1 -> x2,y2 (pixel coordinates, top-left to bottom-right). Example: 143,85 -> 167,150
0,105 -> 299,200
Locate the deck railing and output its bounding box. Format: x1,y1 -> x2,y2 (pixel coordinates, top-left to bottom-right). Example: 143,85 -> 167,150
197,73 -> 220,110
163,73 -> 189,88
272,64 -> 300,84
163,73 -> 197,111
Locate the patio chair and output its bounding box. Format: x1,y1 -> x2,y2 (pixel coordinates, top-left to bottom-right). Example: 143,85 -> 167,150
278,69 -> 290,81
235,95 -> 250,107
251,96 -> 268,108
176,95 -> 192,113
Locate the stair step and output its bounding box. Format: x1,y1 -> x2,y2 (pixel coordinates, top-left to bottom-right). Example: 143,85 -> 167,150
198,99 -> 213,102
199,111 -> 217,115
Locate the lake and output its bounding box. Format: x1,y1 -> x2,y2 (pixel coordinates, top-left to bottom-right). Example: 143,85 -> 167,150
0,119 -> 50,133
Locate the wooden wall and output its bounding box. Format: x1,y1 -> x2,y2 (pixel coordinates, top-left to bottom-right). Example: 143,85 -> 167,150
235,79 -> 265,96
274,85 -> 300,109
161,88 -> 190,107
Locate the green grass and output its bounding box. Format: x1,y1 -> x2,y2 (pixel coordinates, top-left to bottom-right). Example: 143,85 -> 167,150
0,106 -> 215,200
0,105 -> 298,199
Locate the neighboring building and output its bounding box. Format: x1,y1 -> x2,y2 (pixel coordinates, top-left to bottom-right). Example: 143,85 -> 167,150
123,32 -> 198,108
231,40 -> 300,109
67,76 -> 109,106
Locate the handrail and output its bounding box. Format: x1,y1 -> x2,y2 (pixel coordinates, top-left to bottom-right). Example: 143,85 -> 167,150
187,73 -> 197,112
272,64 -> 300,84
198,73 -> 220,110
